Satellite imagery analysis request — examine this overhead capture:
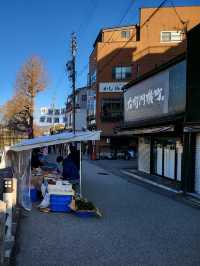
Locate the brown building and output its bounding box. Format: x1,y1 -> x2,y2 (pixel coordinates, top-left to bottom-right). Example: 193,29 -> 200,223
134,5 -> 200,77
88,25 -> 137,158
87,5 -> 200,159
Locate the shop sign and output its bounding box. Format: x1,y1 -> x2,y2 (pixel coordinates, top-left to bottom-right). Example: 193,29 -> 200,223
124,60 -> 186,123
99,82 -> 127,93
127,87 -> 165,111
124,71 -> 169,123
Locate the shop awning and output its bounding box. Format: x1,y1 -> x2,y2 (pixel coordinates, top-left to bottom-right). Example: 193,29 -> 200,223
117,125 -> 175,135
9,130 -> 101,152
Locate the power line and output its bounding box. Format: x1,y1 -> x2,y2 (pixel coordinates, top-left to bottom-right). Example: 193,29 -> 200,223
170,0 -> 187,26
78,0 -> 137,77
76,0 -> 98,35
96,0 -> 168,78
100,0 -> 137,48
78,63 -> 89,77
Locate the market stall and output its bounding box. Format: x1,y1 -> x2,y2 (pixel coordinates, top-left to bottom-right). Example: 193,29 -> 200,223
1,131 -> 101,213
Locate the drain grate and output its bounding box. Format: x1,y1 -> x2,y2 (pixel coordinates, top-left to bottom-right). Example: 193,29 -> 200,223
97,172 -> 109,175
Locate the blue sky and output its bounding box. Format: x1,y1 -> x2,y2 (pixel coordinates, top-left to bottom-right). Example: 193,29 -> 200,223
0,0 -> 199,110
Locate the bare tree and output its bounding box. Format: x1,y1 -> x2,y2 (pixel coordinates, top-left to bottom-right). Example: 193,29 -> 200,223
3,56 -> 47,138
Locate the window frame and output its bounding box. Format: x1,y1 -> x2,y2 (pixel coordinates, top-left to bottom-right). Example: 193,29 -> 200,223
160,31 -> 182,43
46,117 -> 52,123
112,66 -> 132,81
48,109 -> 53,115
54,117 -> 60,123
81,94 -> 87,102
40,116 -> 46,123
54,109 -> 60,115
101,98 -> 123,122
121,30 -> 131,39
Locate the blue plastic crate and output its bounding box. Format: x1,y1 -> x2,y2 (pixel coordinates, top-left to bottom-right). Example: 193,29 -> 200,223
30,188 -> 39,202
50,202 -> 71,213
50,195 -> 72,204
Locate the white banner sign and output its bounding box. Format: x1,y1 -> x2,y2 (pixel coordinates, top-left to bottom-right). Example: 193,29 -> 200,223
99,82 -> 127,93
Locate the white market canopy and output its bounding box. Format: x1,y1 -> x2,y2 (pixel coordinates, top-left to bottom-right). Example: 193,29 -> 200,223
10,130 -> 101,152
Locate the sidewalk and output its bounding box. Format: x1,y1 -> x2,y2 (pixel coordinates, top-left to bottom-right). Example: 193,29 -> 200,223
91,159 -> 200,207
14,160 -> 200,266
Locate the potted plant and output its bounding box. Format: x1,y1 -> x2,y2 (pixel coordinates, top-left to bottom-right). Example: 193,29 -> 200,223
70,197 -> 101,217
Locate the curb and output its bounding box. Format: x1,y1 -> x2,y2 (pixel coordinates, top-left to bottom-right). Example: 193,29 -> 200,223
121,170 -> 183,194
121,170 -> 200,208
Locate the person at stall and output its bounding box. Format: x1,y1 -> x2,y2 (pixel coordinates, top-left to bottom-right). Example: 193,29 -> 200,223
68,144 -> 80,170
56,155 -> 80,191
31,148 -> 43,169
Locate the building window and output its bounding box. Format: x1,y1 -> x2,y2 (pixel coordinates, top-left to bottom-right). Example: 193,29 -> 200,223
46,117 -> 52,123
54,117 -> 59,123
101,98 -> 123,122
54,109 -> 60,115
48,109 -> 53,115
136,64 -> 140,76
87,90 -> 96,117
112,66 -> 132,80
61,108 -> 66,114
82,94 -> 87,102
90,70 -> 97,85
40,107 -> 48,115
40,116 -> 45,123
62,117 -> 67,123
160,31 -> 182,42
121,30 -> 130,39
69,114 -> 72,125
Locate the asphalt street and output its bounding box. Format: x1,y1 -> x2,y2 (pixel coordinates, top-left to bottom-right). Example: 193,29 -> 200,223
15,160 -> 200,266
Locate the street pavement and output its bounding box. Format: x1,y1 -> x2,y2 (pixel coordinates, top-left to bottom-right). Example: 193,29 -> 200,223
14,159 -> 200,266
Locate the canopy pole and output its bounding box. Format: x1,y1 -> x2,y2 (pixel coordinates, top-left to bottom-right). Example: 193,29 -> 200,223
18,152 -> 21,174
79,142 -> 82,197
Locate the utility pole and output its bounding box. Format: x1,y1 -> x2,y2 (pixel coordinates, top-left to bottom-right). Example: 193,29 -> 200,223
66,32 -> 77,134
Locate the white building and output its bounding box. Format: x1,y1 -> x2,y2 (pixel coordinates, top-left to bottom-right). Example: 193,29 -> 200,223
65,87 -> 88,131
34,87 -> 88,132
35,107 -> 67,127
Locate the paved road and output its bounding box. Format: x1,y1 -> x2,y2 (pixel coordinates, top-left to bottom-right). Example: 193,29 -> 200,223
15,160 -> 200,266
91,158 -> 137,172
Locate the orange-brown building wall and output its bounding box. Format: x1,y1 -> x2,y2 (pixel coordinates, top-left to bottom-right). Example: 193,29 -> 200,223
135,6 -> 200,76
102,27 -> 137,43
96,28 -> 136,135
